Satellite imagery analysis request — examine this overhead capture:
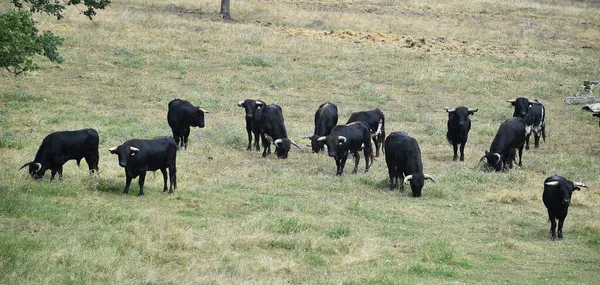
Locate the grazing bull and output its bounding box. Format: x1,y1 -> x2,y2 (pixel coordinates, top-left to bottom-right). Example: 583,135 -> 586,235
543,175 -> 587,240
303,102 -> 338,153
346,108 -> 385,157
445,106 -> 478,161
109,136 -> 177,196
167,98 -> 208,149
260,104 -> 301,159
318,121 -> 374,176
385,131 -> 436,197
20,128 -> 99,180
480,117 -> 526,172
238,99 -> 266,151
507,98 -> 546,149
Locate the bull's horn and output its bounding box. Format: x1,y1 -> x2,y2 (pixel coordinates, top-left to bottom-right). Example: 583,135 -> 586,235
445,107 -> 455,112
479,155 -> 486,162
424,174 -> 436,183
237,100 -> 244,106
291,140 -> 302,149
302,135 -> 312,139
199,107 -> 209,113
130,147 -> 140,152
545,181 -> 559,186
19,162 -> 31,171
317,136 -> 327,142
34,162 -> 41,173
403,175 -> 413,184
494,153 -> 501,161
468,108 -> 478,113
255,101 -> 264,105
506,99 -> 516,103
274,139 -> 283,148
108,146 -> 118,153
573,182 -> 588,188
338,136 -> 347,143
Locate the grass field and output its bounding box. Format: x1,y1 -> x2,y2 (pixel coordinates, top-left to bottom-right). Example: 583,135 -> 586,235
1,0 -> 600,283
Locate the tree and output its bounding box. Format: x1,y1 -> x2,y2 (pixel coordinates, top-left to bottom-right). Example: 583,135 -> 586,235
220,0 -> 231,20
1,0 -> 110,75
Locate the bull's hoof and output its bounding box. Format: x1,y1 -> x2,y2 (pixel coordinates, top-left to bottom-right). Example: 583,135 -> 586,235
138,194 -> 144,197
526,146 -> 530,150
163,188 -> 168,192
336,173 -> 343,176
453,157 -> 458,161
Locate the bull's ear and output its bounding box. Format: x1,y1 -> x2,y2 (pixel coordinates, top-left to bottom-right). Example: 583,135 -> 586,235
108,147 -> 118,154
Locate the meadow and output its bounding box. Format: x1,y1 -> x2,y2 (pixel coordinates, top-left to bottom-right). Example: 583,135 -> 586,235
1,0 -> 600,283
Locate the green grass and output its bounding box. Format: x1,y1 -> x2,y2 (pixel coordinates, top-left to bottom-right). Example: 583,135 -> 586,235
1,0 -> 600,283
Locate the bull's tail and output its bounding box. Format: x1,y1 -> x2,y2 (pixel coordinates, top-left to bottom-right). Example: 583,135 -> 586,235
541,122 -> 546,142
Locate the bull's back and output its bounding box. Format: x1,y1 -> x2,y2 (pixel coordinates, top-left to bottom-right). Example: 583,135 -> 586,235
129,138 -> 177,171
385,132 -> 422,172
490,118 -> 525,152
40,129 -> 99,160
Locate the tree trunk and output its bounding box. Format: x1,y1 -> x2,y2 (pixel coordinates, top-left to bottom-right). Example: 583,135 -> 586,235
220,0 -> 231,20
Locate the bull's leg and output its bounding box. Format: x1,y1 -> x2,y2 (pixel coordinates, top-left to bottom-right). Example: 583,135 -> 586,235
246,128 -> 253,150
172,129 -> 182,149
558,211 -> 567,240
525,133 -> 531,150
160,168 -> 168,192
253,131 -> 261,151
261,135 -> 269,158
335,157 -> 342,176
138,172 -> 146,197
183,127 -> 191,149
517,145 -> 524,167
451,142 -> 458,161
123,176 -> 133,194
352,151 -> 360,174
169,165 -> 176,194
534,132 -> 541,149
372,137 -> 380,157
50,169 -> 57,181
548,211 -> 557,240
85,154 -> 99,175
459,141 -> 467,162
339,156 -> 348,176
388,167 -> 396,190
58,167 -> 63,180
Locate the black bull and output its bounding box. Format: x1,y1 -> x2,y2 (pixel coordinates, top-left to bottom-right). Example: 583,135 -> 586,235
20,128 -> 99,180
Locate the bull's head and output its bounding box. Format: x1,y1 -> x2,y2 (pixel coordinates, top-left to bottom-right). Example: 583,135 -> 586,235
545,180 -> 587,206
190,106 -> 208,128
273,138 -> 301,159
318,135 -> 346,158
480,151 -> 503,171
303,135 -> 324,153
507,98 -> 540,119
238,99 -> 264,119
445,106 -> 478,126
404,174 -> 436,197
19,162 -> 44,180
109,145 -> 140,167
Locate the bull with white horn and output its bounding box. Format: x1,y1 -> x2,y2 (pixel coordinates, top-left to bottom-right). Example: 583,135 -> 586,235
320,121 -> 374,176
20,129 -> 99,180
542,175 -> 587,240
445,106 -> 478,161
304,102 -> 338,153
259,104 -> 301,159
481,117 -> 526,172
385,131 -> 435,197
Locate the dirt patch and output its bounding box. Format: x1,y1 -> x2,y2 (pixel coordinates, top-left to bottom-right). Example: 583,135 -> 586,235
277,27 -> 576,63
